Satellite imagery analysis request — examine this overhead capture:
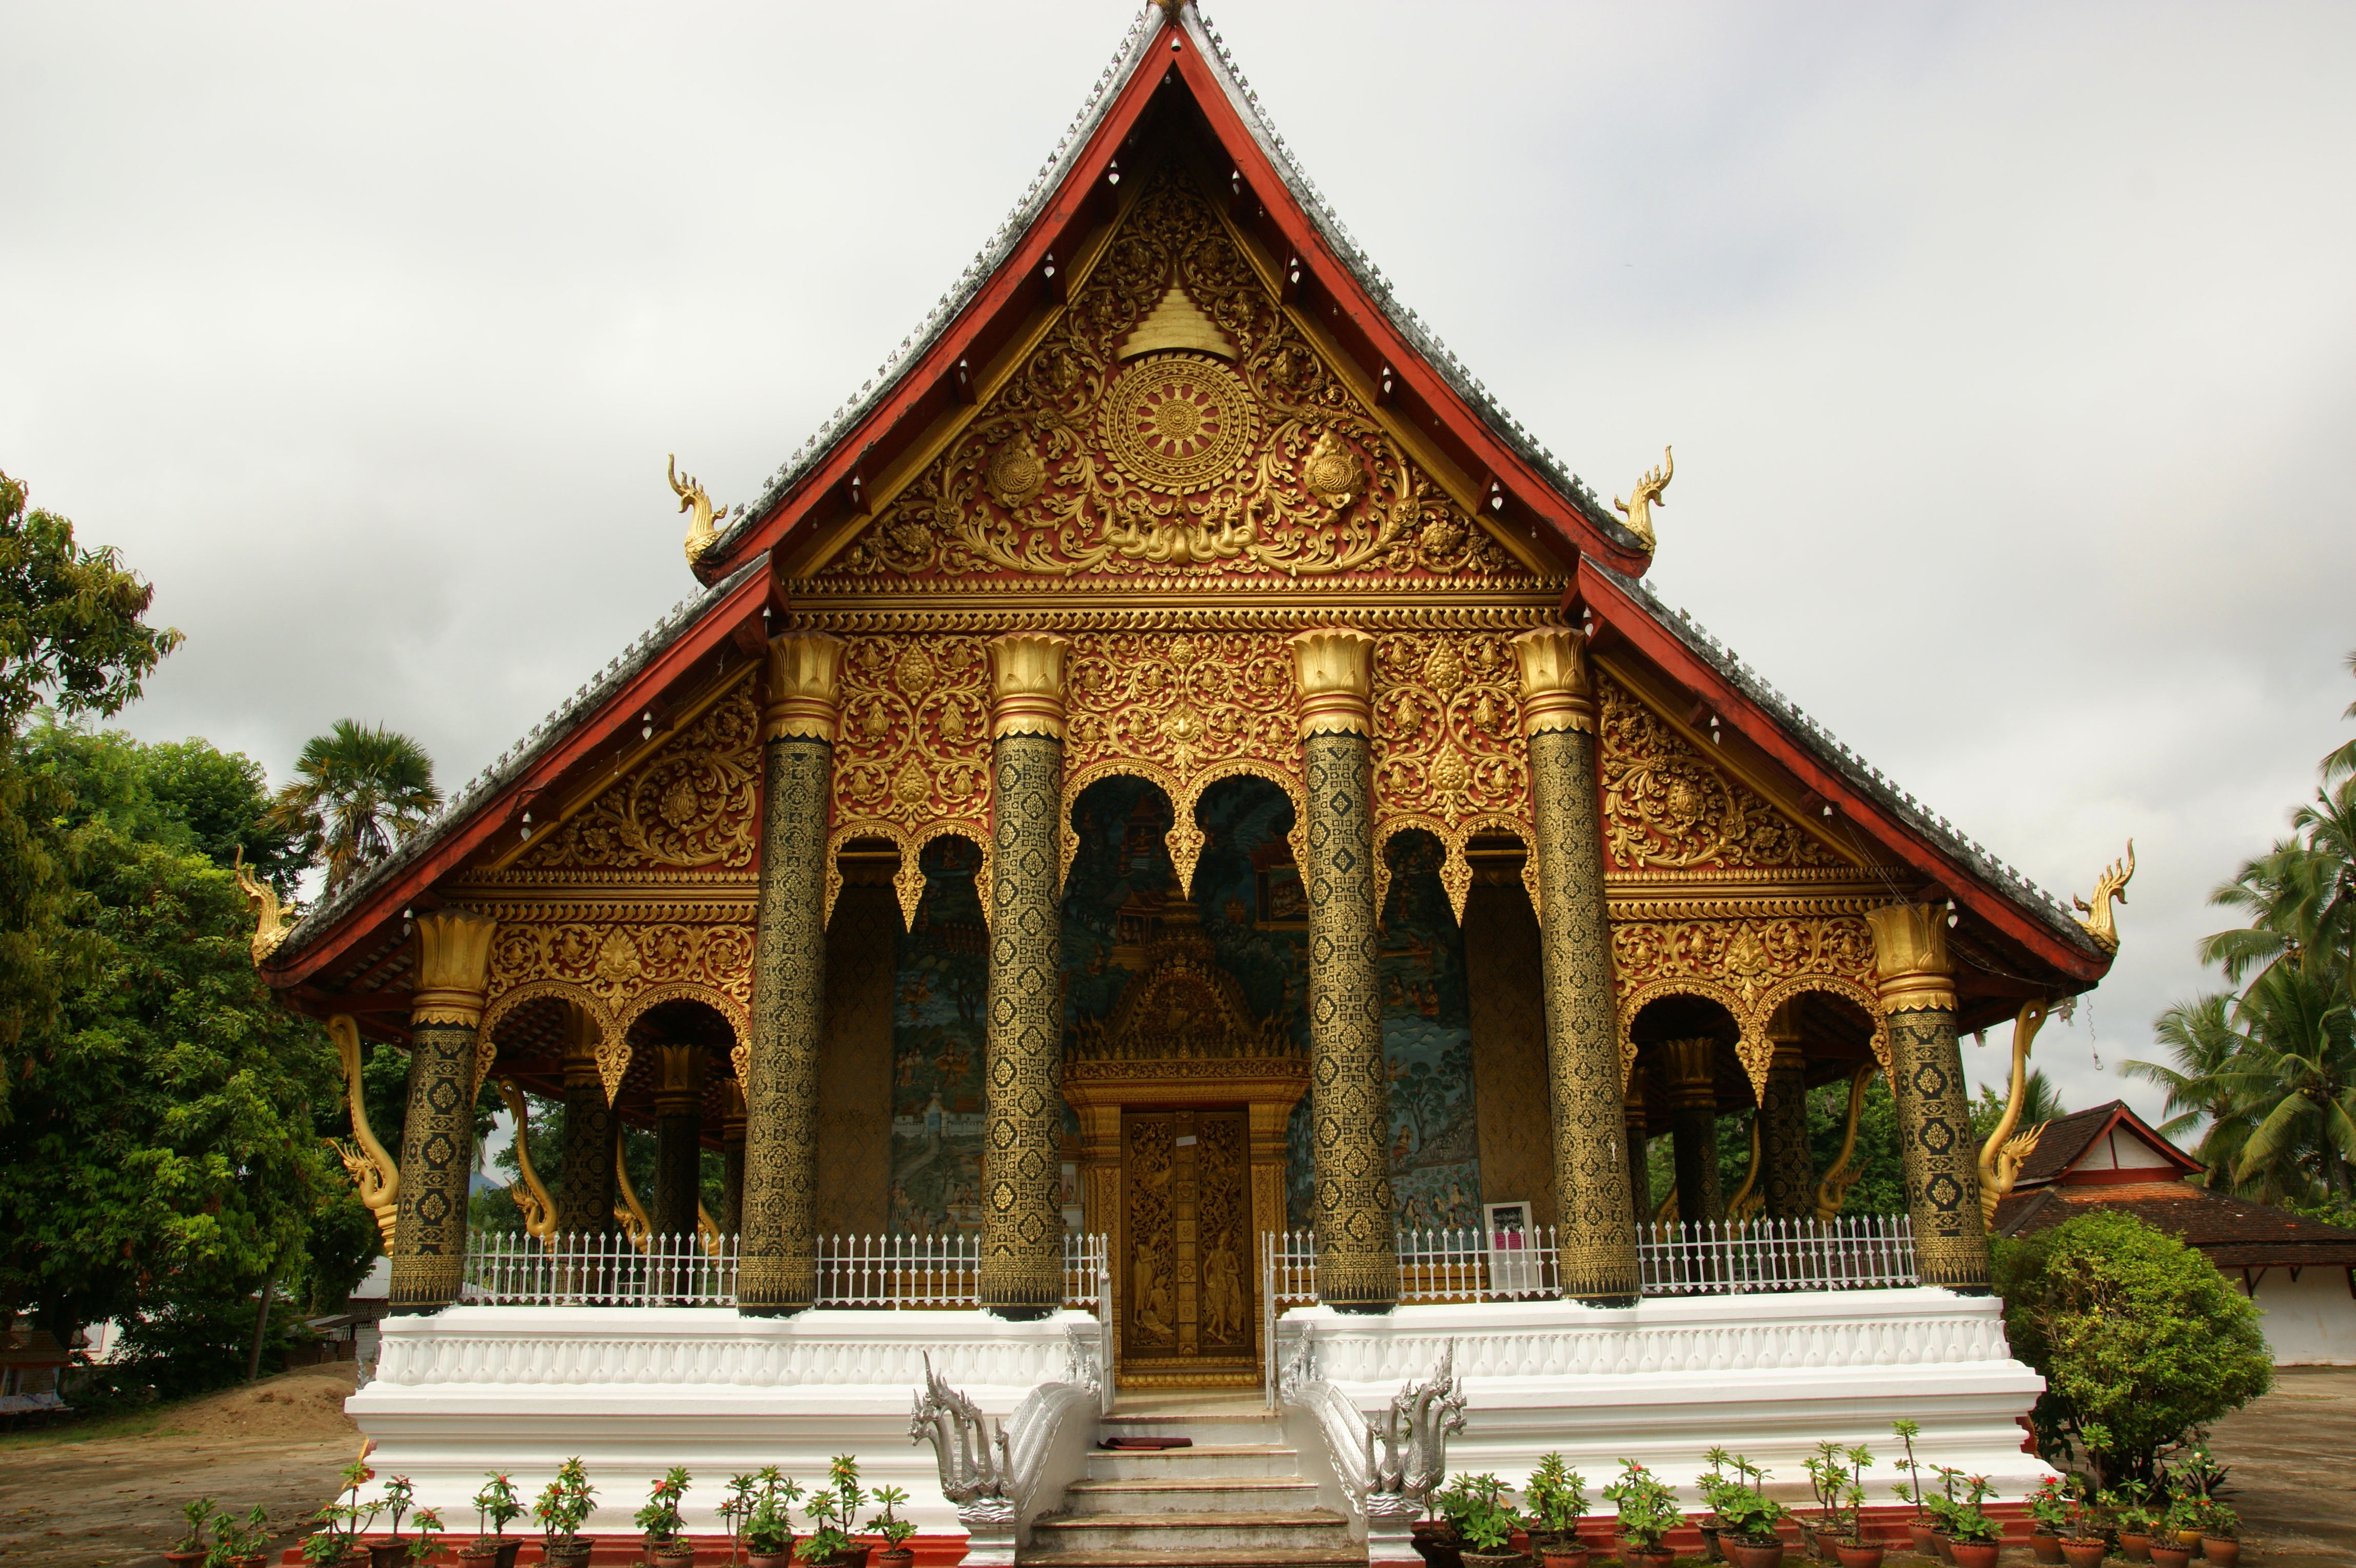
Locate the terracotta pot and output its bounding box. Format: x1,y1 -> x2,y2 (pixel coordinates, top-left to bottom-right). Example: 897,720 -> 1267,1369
1833,1545 -> 1886,1568
1698,1523 -> 1723,1564
747,1553 -> 795,1568
545,1543 -> 594,1568
1726,1540 -> 1786,1568
1931,1532 -> 1956,1566
1905,1524 -> 1939,1560
371,1544 -> 408,1568
649,1544 -> 696,1568
166,1552 -> 209,1568
459,1549 -> 501,1568
1462,1553 -> 1529,1568
1617,1541 -> 1676,1568
876,1551 -> 914,1568
1543,1549 -> 1593,1568
1416,1524 -> 1465,1568
2149,1548 -> 2193,1568
2118,1534 -> 2153,1563
2031,1532 -> 2067,1565
232,1556 -> 269,1568
1949,1547 -> 1998,1568
2199,1541 -> 2237,1568
2060,1541 -> 2108,1568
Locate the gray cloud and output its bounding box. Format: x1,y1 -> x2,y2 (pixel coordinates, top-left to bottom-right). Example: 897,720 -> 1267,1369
5,1 -> 2351,1129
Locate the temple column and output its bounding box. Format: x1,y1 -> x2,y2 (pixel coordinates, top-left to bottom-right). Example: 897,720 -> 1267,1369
719,1079 -> 748,1237
979,632 -> 1070,1320
1866,903 -> 1991,1292
389,910 -> 497,1314
1662,1037 -> 1724,1226
738,631 -> 845,1317
1289,628 -> 1396,1313
1623,1066 -> 1652,1231
1511,626 -> 1640,1304
653,1044 -> 703,1243
555,1009 -> 616,1237
1761,1003 -> 1815,1222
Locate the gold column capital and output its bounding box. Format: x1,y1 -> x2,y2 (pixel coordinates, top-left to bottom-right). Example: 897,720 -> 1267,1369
1766,1000 -> 1808,1073
1866,903 -> 1959,1013
1510,624 -> 1596,737
654,1043 -> 703,1115
987,632 -> 1071,740
719,1076 -> 748,1135
1288,626 -> 1376,737
1661,1036 -> 1719,1107
410,909 -> 496,1027
762,631 -> 847,742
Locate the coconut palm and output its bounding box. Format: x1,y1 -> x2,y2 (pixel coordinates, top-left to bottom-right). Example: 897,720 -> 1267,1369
269,720 -> 441,893
2213,963 -> 2356,1199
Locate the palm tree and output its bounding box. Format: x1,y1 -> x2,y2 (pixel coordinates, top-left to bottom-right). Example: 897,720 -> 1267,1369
269,720 -> 441,893
2127,994 -> 2271,1197
2214,962 -> 2356,1200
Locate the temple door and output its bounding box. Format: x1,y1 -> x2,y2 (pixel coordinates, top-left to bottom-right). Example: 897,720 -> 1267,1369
1119,1106 -> 1257,1382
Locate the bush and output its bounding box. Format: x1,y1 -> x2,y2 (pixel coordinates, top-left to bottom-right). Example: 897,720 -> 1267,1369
1994,1212 -> 2273,1488
111,1295 -> 310,1401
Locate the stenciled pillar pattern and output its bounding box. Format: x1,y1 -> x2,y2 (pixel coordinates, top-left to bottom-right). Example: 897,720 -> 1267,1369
719,1079 -> 748,1237
1513,626 -> 1639,1303
739,631 -> 844,1316
555,1009 -> 616,1238
979,632 -> 1070,1320
652,1043 -> 703,1243
1762,1003 -> 1815,1222
1623,1064 -> 1652,1231
389,910 -> 497,1314
1662,1036 -> 1724,1227
1291,628 -> 1397,1312
1866,903 -> 1991,1291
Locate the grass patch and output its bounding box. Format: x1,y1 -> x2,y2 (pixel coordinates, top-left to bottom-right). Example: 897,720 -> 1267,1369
0,1403 -> 191,1452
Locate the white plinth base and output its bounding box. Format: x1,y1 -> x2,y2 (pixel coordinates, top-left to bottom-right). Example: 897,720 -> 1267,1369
1278,1288 -> 2051,1520
349,1306 -> 1100,1534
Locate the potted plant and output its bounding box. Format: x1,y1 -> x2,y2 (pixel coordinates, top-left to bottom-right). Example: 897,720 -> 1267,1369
2193,1500 -> 2238,1568
2026,1477 -> 2069,1565
1523,1454 -> 1593,1568
208,1504 -> 267,1568
1441,1474 -> 1526,1568
2057,1477 -> 2108,1568
1888,1423 -> 1934,1560
406,1510 -> 444,1568
742,1468 -> 803,1568
719,1474 -> 757,1568
460,1474 -> 524,1568
1937,1478 -> 2001,1568
1709,1462 -> 1790,1568
1420,1476 -> 1470,1568
1827,1447 -> 1879,1568
637,1468 -> 695,1567
374,1478 -> 417,1568
1696,1449 -> 1733,1563
865,1485 -> 917,1568
801,1456 -> 868,1568
171,1497 -> 218,1568
1601,1459 -> 1681,1568
535,1458 -> 599,1568
307,1458 -> 383,1568
2150,1495 -> 2200,1568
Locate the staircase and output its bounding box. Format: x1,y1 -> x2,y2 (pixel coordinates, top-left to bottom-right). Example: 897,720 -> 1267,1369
1020,1393 -> 1363,1568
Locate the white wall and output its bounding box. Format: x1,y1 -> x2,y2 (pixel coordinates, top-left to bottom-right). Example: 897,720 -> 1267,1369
2237,1267 -> 2356,1366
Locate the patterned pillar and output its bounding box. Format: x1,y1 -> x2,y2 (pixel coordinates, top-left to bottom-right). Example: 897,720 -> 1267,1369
555,1008 -> 616,1238
1511,626 -> 1640,1304
1662,1037 -> 1724,1226
979,632 -> 1070,1320
1623,1065 -> 1652,1231
719,1078 -> 748,1237
1289,628 -> 1397,1313
1866,903 -> 1991,1292
739,631 -> 845,1317
652,1044 -> 703,1243
1761,1003 -> 1815,1221
389,910 -> 496,1314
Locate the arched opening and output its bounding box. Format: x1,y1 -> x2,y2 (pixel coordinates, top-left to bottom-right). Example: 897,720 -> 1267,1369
1458,831 -> 1553,1230
1629,994 -> 1746,1227
621,998 -> 737,1246
885,833 -> 993,1237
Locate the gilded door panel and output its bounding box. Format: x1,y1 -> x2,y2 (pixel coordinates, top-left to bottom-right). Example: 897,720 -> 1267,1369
1120,1107 -> 1256,1379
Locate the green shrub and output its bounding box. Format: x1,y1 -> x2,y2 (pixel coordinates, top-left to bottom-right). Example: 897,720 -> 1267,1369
1994,1211 -> 2273,1488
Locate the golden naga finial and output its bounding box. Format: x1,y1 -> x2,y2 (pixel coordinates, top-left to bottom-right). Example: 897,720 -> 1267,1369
324,1015 -> 400,1252
2072,840 -> 2135,953
669,453 -> 723,565
1613,445 -> 1672,553
231,847 -> 296,967
1725,1116 -> 1765,1222
1978,999 -> 2052,1222
614,1121 -> 653,1252
496,1080 -> 559,1244
1814,1064 -> 1880,1221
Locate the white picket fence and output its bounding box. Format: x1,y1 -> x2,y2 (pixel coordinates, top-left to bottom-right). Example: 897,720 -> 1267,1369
460,1228 -> 1113,1314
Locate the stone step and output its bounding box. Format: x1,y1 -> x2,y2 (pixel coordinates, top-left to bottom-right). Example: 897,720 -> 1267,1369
1063,1475 -> 1323,1515
1100,1404 -> 1283,1447
1017,1550 -> 1365,1568
1028,1508 -> 1357,1555
1084,1442 -> 1304,1480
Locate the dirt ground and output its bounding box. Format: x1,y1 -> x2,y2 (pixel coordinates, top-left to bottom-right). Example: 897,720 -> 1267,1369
0,1361 -> 2348,1568
0,1362 -> 362,1568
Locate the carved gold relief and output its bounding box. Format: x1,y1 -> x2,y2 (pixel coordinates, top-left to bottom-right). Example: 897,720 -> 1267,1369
483,915 -> 751,1101
818,173 -> 1523,589
1370,629 -> 1535,922
1598,676 -> 1842,872
1611,914 -> 1881,1101
522,678 -> 761,871
823,632 -> 995,927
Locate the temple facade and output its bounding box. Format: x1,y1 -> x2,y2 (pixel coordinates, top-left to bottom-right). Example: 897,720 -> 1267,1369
258,2 -> 2125,1547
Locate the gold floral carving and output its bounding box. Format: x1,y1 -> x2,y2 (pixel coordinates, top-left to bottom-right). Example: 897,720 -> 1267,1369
1062,630 -> 1305,895
522,678 -> 761,871
1598,677 -> 1842,872
1611,914 -> 1881,1102
818,173 -> 1523,588
485,916 -> 752,1102
1370,630 -> 1537,923
823,633 -> 995,928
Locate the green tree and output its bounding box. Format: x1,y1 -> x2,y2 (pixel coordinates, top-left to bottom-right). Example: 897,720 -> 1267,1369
1994,1211 -> 2272,1489
1970,1069 -> 2068,1144
268,719 -> 442,894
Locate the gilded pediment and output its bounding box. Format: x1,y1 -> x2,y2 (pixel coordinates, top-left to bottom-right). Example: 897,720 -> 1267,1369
809,171 -> 1541,593
1596,674 -> 1848,873
512,674 -> 761,873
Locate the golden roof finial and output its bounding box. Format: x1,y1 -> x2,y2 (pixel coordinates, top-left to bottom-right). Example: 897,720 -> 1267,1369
1613,445 -> 1671,553
231,846 -> 296,967
670,454 -> 723,564
2073,840 -> 2135,953
1978,999 -> 2051,1221
324,1015 -> 400,1252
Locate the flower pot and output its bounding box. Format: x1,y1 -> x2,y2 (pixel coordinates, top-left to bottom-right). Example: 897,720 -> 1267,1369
2199,1542 -> 2237,1568
493,1544 -> 521,1568
1416,1523 -> 1465,1568
649,1544 -> 697,1568
166,1552 -> 209,1568
372,1544 -> 408,1568
1931,1533 -> 1955,1566
877,1551 -> 914,1568
2118,1535 -> 2152,1564
459,1547 -> 501,1568
1905,1524 -> 1938,1560
1833,1545 -> 1886,1568
747,1552 -> 795,1568
545,1542 -> 595,1568
2060,1541 -> 2108,1568
2031,1532 -> 2067,1565
1543,1549 -> 1593,1568
1462,1553 -> 1529,1568
1617,1541 -> 1676,1568
1949,1546 -> 1998,1568
1697,1523 -> 1723,1563
2148,1549 -> 2192,1568
1726,1540 -> 1786,1568
233,1556 -> 269,1568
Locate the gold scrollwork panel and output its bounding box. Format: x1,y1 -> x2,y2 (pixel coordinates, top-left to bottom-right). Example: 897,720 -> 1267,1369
1597,676 -> 1847,873
486,917 -> 753,1103
518,678 -> 761,872
1369,630 -> 1535,924
824,633 -> 994,922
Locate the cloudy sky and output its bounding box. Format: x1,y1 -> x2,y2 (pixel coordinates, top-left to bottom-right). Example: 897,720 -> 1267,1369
5,2 -> 2352,1123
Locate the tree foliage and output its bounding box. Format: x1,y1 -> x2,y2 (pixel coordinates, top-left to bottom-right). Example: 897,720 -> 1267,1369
268,718 -> 441,894
1994,1211 -> 2272,1489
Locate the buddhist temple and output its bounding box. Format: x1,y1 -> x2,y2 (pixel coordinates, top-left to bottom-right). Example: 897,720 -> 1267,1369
254,3 -> 2126,1553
